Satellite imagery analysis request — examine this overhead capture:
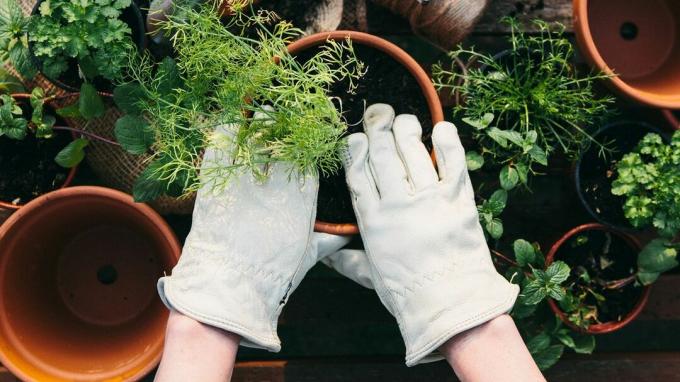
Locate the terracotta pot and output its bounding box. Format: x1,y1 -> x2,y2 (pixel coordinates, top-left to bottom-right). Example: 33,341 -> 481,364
573,0 -> 680,108
0,94 -> 78,211
662,109 -> 680,130
546,223 -> 650,334
287,30 -> 444,235
0,186 -> 180,381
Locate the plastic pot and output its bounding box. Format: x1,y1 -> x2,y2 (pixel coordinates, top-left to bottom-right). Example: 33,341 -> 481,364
29,0 -> 147,92
287,31 -> 444,235
573,0 -> 680,108
546,223 -> 650,334
0,186 -> 180,381
662,109 -> 680,131
0,93 -> 78,211
573,121 -> 668,231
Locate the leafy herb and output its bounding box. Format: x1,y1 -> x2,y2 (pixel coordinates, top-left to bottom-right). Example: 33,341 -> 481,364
0,0 -> 37,79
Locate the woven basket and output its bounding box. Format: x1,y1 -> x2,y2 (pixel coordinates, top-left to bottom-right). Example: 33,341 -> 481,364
8,0 -> 196,215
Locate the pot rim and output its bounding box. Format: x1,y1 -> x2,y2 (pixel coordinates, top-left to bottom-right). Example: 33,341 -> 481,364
0,186 -> 180,382
573,0 -> 680,109
662,109 -> 680,131
545,222 -> 651,334
287,30 -> 444,235
0,93 -> 79,211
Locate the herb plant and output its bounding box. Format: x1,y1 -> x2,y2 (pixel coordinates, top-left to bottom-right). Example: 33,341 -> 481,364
0,0 -> 37,79
433,18 -> 613,191
114,2 -> 365,201
612,131 -> 680,284
28,0 -> 134,83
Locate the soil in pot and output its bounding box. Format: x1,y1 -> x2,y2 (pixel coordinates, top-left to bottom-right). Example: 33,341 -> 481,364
577,122 -> 665,230
295,44 -> 433,224
0,99 -> 71,207
556,229 -> 643,326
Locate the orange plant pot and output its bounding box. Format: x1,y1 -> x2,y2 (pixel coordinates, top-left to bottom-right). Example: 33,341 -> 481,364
287,31 -> 444,236
573,0 -> 680,108
0,186 -> 180,381
0,94 -> 78,212
545,223 -> 650,335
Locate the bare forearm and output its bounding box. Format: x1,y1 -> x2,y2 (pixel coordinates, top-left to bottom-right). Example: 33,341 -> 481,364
440,314 -> 545,382
155,311 -> 240,382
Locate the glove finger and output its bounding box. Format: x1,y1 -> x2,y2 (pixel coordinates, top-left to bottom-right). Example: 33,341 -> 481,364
363,104 -> 409,199
320,249 -> 375,289
393,114 -> 438,192
432,121 -> 470,194
343,133 -> 379,213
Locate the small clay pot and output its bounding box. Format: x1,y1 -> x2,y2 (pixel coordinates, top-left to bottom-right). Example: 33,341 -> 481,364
29,0 -> 147,92
287,30 -> 444,235
546,223 -> 650,334
662,109 -> 680,131
573,0 -> 680,108
0,93 -> 78,211
0,186 -> 180,381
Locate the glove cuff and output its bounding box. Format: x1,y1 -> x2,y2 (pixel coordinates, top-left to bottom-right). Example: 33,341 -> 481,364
399,271 -> 519,367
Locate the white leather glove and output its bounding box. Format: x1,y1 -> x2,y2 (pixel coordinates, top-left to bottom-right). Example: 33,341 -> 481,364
157,117 -> 356,352
343,104 -> 519,366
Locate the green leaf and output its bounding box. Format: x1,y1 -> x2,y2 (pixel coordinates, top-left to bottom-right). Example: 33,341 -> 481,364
511,300 -> 537,319
521,279 -> 548,305
637,238 -> 678,285
487,127 -> 508,147
546,261 -> 570,284
79,83 -> 106,119
555,331 -> 575,349
461,113 -> 494,130
56,103 -> 82,118
465,151 -> 484,171
488,189 -> 507,214
0,68 -> 26,93
485,218 -> 503,239
114,115 -> 154,155
156,57 -> 183,95
532,344 -> 564,370
572,334 -> 595,354
133,161 -> 166,202
55,138 -> 89,168
526,333 -> 550,354
515,162 -> 529,184
113,82 -> 146,115
499,165 -> 519,190
514,239 -> 535,267
529,145 -> 548,166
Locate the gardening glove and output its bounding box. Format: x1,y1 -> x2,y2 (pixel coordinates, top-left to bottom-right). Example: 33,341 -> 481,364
157,112 -> 357,352
344,104 -> 519,366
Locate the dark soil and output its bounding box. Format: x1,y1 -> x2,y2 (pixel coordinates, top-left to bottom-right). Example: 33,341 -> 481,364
556,229 -> 643,324
295,44 -> 432,224
0,131 -> 71,206
577,122 -> 665,230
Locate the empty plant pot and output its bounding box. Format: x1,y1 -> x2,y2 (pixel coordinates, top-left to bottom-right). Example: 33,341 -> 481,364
287,31 -> 444,235
546,223 -> 650,334
0,186 -> 180,381
573,0 -> 680,108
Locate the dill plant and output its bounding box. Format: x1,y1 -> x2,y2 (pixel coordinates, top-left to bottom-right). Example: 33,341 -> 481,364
114,1 -> 365,201
433,17 -> 614,191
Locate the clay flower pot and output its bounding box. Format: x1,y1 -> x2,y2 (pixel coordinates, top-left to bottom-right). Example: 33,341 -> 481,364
662,109 -> 680,131
573,0 -> 680,108
0,94 -> 78,212
0,186 -> 180,381
287,30 -> 444,235
546,223 -> 650,334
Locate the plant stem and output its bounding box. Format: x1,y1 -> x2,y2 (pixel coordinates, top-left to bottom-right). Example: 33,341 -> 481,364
491,250 -> 519,267
603,274 -> 637,290
51,125 -> 120,146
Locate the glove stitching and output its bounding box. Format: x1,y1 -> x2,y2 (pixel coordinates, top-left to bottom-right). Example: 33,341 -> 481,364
405,285 -> 518,366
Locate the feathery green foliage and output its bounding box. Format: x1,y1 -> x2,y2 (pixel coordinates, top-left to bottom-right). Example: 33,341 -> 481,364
115,2 -> 365,201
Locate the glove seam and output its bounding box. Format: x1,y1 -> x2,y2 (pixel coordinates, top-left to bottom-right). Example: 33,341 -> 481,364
404,283 -> 519,366
161,280 -> 282,350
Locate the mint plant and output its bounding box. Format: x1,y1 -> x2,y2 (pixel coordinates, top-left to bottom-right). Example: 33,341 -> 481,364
114,2 -> 365,201
612,131 -> 680,284
0,0 -> 37,79
28,0 -> 134,83
434,18 -> 613,191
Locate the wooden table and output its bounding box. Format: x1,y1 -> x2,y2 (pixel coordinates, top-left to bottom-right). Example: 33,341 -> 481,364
2,0 -> 679,380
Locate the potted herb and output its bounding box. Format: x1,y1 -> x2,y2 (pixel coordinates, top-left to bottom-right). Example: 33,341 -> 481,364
611,130 -> 680,284
433,18 -> 613,193
113,3 -> 365,223
27,0 -> 145,93
573,0 -> 680,108
493,238 -> 595,370
546,223 -> 650,334
288,30 -> 444,234
574,121 -> 667,230
0,186 -> 180,381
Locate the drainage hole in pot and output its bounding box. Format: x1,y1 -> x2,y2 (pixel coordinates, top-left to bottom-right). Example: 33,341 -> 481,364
620,22 -> 638,40
97,265 -> 118,285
